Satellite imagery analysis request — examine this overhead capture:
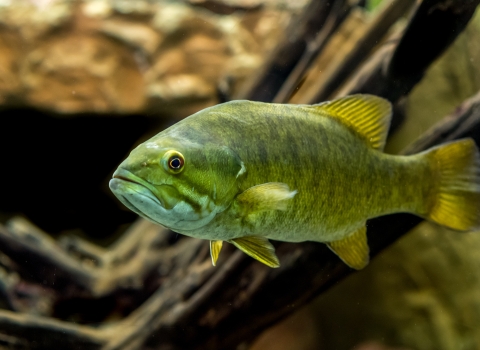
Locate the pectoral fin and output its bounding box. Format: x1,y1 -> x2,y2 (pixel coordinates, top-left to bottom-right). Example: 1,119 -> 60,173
235,182 -> 297,216
327,225 -> 369,270
229,236 -> 280,268
210,240 -> 223,266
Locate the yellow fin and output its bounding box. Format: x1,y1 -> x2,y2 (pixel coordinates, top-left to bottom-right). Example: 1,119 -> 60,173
235,182 -> 297,216
314,94 -> 392,150
210,240 -> 223,266
425,139 -> 480,231
229,236 -> 280,268
327,226 -> 369,270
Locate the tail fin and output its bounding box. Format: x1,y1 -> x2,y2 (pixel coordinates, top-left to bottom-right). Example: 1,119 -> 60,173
425,138 -> 480,231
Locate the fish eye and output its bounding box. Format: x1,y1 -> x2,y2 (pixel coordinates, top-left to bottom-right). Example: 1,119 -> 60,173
170,157 -> 182,169
162,150 -> 185,174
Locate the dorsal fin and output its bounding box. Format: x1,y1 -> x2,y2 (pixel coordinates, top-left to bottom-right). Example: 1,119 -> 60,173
313,94 -> 392,150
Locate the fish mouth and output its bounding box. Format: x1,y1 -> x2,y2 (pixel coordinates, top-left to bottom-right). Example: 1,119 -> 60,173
110,168 -> 217,231
118,193 -> 163,225
110,168 -> 179,210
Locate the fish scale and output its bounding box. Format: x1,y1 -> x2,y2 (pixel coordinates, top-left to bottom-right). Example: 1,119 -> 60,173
110,94 -> 480,270
189,103 -> 412,242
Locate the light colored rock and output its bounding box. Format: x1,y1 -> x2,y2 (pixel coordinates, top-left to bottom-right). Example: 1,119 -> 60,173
0,0 -> 296,115
100,19 -> 163,55
19,34 -> 146,113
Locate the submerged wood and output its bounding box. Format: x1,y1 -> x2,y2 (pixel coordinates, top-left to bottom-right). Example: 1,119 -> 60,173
272,0 -> 353,103
299,0 -> 416,104
0,1 -> 479,349
336,0 -> 480,104
234,0 -> 348,102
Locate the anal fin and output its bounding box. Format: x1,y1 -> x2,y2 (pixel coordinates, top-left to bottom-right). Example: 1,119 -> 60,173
327,226 -> 369,270
229,236 -> 280,268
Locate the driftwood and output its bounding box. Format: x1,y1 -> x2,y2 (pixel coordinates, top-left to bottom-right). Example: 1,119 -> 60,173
234,0 -> 350,102
283,0 -> 416,104
0,1 -> 479,349
271,0 -> 355,103
336,0 -> 480,104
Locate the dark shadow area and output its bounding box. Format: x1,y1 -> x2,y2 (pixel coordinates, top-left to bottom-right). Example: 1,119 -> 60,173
0,108 -> 157,240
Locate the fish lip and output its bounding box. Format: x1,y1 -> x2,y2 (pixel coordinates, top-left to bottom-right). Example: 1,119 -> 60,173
111,168 -> 165,208
109,175 -> 184,229
113,174 -> 138,186
112,168 -> 145,185
109,176 -> 175,226
121,194 -> 168,226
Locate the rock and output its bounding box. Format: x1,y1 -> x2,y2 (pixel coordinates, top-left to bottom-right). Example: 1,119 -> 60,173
0,0 -> 300,115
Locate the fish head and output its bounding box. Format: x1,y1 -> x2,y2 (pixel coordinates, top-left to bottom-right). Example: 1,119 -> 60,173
109,134 -> 245,232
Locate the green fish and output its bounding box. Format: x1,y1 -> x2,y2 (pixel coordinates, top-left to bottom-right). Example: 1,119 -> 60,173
109,95 -> 480,269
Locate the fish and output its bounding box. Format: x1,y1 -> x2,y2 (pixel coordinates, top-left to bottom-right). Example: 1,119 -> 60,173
109,94 -> 480,270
